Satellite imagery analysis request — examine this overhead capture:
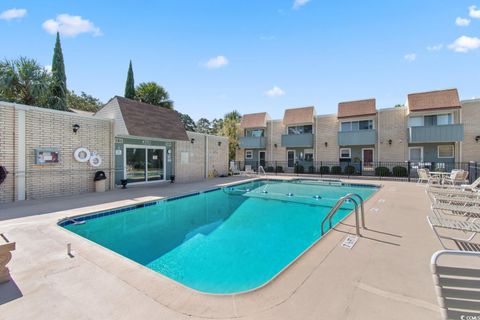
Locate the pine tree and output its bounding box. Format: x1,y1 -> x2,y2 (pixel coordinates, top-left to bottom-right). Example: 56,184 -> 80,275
124,60 -> 135,99
49,32 -> 68,110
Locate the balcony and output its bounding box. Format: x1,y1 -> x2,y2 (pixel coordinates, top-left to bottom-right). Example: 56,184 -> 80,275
408,124 -> 464,143
338,130 -> 377,146
281,133 -> 314,148
239,136 -> 266,149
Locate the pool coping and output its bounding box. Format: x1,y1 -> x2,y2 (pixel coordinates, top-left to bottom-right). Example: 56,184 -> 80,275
56,177 -> 382,296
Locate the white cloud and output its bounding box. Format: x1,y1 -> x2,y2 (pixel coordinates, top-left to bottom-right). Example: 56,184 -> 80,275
448,35 -> 480,52
203,55 -> 229,69
426,44 -> 443,51
404,53 -> 416,62
42,14 -> 102,37
469,5 -> 480,18
265,86 -> 285,97
455,17 -> 471,26
293,0 -> 310,10
44,65 -> 52,74
0,8 -> 27,21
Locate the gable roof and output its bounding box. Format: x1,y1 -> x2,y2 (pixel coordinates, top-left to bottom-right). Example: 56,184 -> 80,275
338,99 -> 376,118
283,106 -> 315,125
240,112 -> 269,128
407,89 -> 460,112
113,96 -> 188,141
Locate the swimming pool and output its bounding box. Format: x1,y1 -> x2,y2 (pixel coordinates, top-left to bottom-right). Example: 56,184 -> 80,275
60,179 -> 379,294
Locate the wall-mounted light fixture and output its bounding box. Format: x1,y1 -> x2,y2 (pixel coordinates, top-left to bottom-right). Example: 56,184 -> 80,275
190,138 -> 195,144
274,143 -> 278,148
73,124 -> 80,134
218,141 -> 222,146
476,135 -> 480,143
388,139 -> 393,145
324,142 -> 328,147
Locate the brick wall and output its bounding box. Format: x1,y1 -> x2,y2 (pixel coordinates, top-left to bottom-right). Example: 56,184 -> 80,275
315,114 -> 339,161
175,132 -> 228,182
0,102 -> 114,203
461,100 -> 480,163
378,107 -> 408,162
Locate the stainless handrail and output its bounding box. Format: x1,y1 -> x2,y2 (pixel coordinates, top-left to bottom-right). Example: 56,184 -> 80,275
320,193 -> 365,237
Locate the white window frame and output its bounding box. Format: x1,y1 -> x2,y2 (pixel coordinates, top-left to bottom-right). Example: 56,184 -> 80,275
408,146 -> 424,162
339,148 -> 351,159
437,145 -> 454,158
340,119 -> 374,131
245,150 -> 253,160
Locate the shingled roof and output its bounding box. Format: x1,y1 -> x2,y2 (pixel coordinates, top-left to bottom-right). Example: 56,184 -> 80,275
338,99 -> 376,119
114,96 -> 188,141
283,106 -> 315,125
240,112 -> 269,128
407,89 -> 460,112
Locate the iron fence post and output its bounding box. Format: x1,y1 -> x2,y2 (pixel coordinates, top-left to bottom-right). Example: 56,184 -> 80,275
407,161 -> 411,182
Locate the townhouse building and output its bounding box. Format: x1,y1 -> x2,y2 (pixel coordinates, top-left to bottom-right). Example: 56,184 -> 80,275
236,88 -> 480,173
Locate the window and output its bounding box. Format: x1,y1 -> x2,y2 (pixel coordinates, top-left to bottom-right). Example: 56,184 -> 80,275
408,114 -> 453,127
245,129 -> 264,137
245,150 -> 253,159
303,149 -> 313,162
340,120 -> 373,131
409,147 -> 423,162
438,145 -> 454,158
340,148 -> 351,159
288,125 -> 313,135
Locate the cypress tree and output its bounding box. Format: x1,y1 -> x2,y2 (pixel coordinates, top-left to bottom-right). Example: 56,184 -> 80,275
124,60 -> 135,99
49,32 -> 68,110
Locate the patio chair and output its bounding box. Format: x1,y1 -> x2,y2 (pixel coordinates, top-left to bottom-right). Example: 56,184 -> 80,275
431,250 -> 480,319
241,165 -> 255,176
432,202 -> 480,219
461,176 -> 480,192
229,162 -> 240,175
427,216 -> 480,251
443,170 -> 469,186
433,195 -> 480,207
417,168 -> 439,185
427,187 -> 480,202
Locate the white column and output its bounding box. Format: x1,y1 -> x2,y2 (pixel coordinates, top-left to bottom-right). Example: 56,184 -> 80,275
15,108 -> 26,201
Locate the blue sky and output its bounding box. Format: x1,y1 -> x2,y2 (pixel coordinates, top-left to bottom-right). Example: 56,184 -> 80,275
1,1 -> 479,120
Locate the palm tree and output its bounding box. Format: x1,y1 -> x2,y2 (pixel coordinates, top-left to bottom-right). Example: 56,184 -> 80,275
0,57 -> 50,106
135,82 -> 173,109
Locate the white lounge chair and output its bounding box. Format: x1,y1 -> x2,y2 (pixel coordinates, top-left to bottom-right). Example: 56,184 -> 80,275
427,216 -> 480,251
431,250 -> 480,319
461,176 -> 480,192
433,195 -> 480,207
229,162 -> 240,175
432,202 -> 480,219
443,170 -> 469,186
417,168 -> 439,185
426,187 -> 480,202
241,165 -> 255,176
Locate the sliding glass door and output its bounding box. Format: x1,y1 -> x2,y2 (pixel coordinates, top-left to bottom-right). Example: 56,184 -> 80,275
125,145 -> 166,183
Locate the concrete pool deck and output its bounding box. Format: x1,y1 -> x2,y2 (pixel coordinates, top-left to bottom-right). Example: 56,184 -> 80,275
0,177 -> 442,319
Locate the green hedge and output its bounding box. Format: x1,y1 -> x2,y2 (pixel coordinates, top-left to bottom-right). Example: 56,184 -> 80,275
294,165 -> 305,173
276,166 -> 284,173
375,166 -> 391,176
344,165 -> 356,175
331,166 -> 342,174
319,166 -> 330,174
392,166 -> 408,177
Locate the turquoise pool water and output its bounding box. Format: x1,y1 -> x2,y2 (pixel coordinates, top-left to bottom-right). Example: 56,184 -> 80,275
62,179 -> 378,294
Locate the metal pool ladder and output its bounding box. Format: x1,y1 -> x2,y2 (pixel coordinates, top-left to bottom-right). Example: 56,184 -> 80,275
320,193 -> 366,237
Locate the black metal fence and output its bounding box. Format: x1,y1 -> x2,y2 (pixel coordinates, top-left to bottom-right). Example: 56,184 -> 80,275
232,160 -> 479,183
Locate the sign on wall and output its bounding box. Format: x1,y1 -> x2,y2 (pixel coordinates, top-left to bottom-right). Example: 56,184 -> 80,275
35,148 -> 60,164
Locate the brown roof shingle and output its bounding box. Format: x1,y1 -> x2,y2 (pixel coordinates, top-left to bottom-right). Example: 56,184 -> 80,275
240,112 -> 269,128
338,99 -> 376,119
407,89 -> 460,112
115,96 -> 189,141
283,106 -> 315,125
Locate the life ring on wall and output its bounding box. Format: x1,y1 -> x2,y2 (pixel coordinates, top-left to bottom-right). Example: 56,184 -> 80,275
0,166 -> 8,185
74,148 -> 91,163
89,153 -> 102,167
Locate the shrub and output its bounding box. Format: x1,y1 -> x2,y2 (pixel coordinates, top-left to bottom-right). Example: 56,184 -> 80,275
392,166 -> 408,177
331,166 -> 342,174
276,166 -> 283,173
344,165 -> 356,175
308,166 -> 315,173
319,166 -> 330,174
294,165 -> 304,174
375,166 -> 391,176
265,166 -> 275,173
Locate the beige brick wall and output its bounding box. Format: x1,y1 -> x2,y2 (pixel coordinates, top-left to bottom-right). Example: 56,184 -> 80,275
267,120 -> 286,162
175,132 -> 228,183
461,100 -> 480,163
315,114 -> 339,162
0,105 -> 16,203
378,107 -> 408,162
0,103 -> 114,203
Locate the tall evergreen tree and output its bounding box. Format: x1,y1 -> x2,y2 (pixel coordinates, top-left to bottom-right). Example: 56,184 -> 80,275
124,60 -> 135,99
49,32 -> 68,110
